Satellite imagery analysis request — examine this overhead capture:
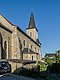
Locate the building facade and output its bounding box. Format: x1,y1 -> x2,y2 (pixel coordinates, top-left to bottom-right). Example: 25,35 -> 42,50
0,13 -> 41,63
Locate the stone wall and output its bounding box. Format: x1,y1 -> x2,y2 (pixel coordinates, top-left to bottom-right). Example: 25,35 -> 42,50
26,28 -> 38,41
9,61 -> 22,72
23,53 -> 37,61
17,29 -> 41,61
0,25 -> 12,59
9,61 -> 36,72
0,15 -> 41,73
0,15 -> 14,32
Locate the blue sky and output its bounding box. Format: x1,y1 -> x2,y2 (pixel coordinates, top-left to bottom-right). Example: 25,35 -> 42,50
0,0 -> 60,57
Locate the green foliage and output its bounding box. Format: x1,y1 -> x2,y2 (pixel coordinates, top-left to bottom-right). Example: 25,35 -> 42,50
37,62 -> 47,72
56,51 -> 60,63
45,57 -> 56,65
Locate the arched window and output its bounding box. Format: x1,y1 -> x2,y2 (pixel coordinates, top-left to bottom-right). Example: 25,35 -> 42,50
0,33 -> 3,59
4,41 -> 7,52
38,49 -> 39,52
29,44 -> 31,49
23,40 -> 26,47
32,56 -> 33,60
18,38 -> 22,50
4,41 -> 7,59
31,45 -> 32,49
18,38 -> 23,60
30,32 -> 32,37
35,47 -> 36,51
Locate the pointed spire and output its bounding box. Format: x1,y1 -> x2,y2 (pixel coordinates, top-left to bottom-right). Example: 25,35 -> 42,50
28,12 -> 36,28
31,12 -> 33,16
27,12 -> 38,31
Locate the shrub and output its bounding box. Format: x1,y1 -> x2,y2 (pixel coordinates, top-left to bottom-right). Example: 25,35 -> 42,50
47,63 -> 60,74
13,66 -> 40,78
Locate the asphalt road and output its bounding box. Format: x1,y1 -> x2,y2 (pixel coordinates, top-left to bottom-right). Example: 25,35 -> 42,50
0,74 -> 35,80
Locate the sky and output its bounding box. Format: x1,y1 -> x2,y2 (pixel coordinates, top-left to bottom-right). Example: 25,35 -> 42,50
0,0 -> 60,57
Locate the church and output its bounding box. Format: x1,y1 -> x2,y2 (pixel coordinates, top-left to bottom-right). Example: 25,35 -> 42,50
0,13 -> 41,71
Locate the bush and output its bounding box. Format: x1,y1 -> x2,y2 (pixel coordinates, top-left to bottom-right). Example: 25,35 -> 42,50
47,74 -> 60,80
13,66 -> 40,78
37,62 -> 47,72
47,63 -> 60,74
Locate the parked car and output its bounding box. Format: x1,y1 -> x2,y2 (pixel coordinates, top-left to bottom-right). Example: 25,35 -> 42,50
0,61 -> 11,74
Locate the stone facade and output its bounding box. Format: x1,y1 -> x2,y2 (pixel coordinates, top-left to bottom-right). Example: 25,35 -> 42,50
0,14 -> 41,72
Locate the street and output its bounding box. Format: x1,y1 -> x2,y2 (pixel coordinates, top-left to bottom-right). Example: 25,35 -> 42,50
0,74 -> 35,80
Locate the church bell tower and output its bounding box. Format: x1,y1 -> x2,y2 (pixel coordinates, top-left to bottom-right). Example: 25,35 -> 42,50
26,12 -> 40,45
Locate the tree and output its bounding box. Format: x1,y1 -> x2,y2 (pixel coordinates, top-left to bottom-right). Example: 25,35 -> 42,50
56,50 -> 60,63
45,57 -> 53,65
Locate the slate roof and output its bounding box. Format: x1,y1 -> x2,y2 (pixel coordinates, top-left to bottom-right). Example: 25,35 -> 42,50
26,12 -> 38,31
8,59 -> 36,64
36,38 -> 41,45
22,48 -> 38,54
45,53 -> 56,58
